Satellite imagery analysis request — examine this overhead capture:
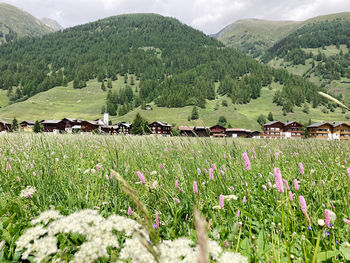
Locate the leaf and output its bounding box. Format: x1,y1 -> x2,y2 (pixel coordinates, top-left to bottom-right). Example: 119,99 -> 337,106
316,250 -> 340,262
340,246 -> 350,260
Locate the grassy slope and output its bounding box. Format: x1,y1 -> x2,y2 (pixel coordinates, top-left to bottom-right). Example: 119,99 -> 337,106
268,45 -> 350,104
0,89 -> 9,108
0,3 -> 54,43
0,79 -> 347,129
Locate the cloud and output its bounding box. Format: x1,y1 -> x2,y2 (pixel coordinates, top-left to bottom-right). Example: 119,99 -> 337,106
1,0 -> 350,33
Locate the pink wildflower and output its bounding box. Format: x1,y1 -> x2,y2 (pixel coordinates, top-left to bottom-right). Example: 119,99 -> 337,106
137,171 -> 145,183
193,181 -> 198,194
33,172 -> 36,176
299,196 -> 311,225
237,210 -> 240,217
159,164 -> 163,170
155,213 -> 159,229
175,180 -> 179,189
127,207 -> 132,216
347,168 -> 350,179
288,191 -> 293,201
343,218 -> 350,225
173,198 -> 180,204
219,194 -> 224,209
262,185 -> 267,191
80,152 -> 83,159
243,196 -> 247,204
209,168 -> 214,180
283,179 -> 290,190
6,162 -> 11,171
299,162 -> 304,175
294,179 -> 299,191
242,152 -> 251,171
212,164 -> 217,171
274,168 -> 284,193
325,209 -> 331,228
17,177 -> 21,182
197,168 -> 201,175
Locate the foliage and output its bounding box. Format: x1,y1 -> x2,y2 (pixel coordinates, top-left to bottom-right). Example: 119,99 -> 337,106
267,112 -> 274,121
218,116 -> 227,126
130,113 -> 149,135
257,114 -> 267,128
191,106 -> 199,120
33,120 -> 42,133
11,117 -> 18,131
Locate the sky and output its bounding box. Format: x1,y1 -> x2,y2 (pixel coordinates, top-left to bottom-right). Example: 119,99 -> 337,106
1,0 -> 350,34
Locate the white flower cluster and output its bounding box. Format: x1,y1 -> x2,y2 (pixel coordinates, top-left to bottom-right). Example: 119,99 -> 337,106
19,186 -> 36,198
16,209 -> 248,263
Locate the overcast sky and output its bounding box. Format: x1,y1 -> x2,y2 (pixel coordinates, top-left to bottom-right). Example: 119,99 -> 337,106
1,0 -> 350,34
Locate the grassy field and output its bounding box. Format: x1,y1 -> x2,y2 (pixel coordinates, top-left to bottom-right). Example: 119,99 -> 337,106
0,134 -> 349,262
0,90 -> 9,109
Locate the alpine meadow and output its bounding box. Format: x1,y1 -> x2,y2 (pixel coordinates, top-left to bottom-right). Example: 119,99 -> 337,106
0,2 -> 350,263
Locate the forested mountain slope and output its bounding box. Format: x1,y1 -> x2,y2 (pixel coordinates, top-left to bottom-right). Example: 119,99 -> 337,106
0,3 -> 54,44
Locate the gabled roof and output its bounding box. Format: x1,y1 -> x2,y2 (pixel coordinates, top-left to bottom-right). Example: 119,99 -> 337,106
210,124 -> 226,129
20,121 -> 35,125
332,122 -> 350,128
118,122 -> 131,128
0,120 -> 10,125
264,121 -> 284,126
195,126 -> 209,130
150,121 -> 171,127
307,122 -> 332,128
284,121 -> 303,126
226,128 -> 251,132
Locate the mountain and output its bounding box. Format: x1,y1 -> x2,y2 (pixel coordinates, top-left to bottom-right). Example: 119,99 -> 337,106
0,3 -> 55,44
0,13 -> 345,127
41,18 -> 64,31
215,19 -> 302,57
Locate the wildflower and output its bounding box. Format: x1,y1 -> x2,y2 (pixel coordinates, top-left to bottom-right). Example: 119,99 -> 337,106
242,152 -> 251,171
274,168 -> 284,193
344,218 -> 350,225
262,185 -> 267,191
197,168 -> 201,175
294,179 -> 299,191
283,179 -> 290,190
193,181 -> 198,194
209,168 -> 214,180
6,162 -> 11,171
20,186 -> 36,198
243,196 -> 246,204
299,196 -> 311,225
223,194 -> 238,201
237,210 -> 240,218
127,207 -> 132,216
347,168 -> 350,179
155,213 -> 159,229
137,171 -> 145,183
33,172 -> 36,176
159,164 -> 163,170
173,198 -> 180,204
152,181 -> 158,189
219,195 -> 224,209
324,230 -> 330,237
317,219 -> 325,227
175,180 -> 178,189
299,162 -> 304,175
325,209 -> 336,228
212,164 -> 217,171
268,181 -> 273,188
288,191 -> 293,201
17,177 -> 21,182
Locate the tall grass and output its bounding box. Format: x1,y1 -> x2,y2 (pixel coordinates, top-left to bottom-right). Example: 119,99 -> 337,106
0,134 -> 349,262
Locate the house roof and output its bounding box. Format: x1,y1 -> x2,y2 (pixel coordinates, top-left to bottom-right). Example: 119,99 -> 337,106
118,122 -> 131,128
0,120 -> 10,125
21,121 -> 35,125
332,122 -> 350,128
150,121 -> 172,127
284,121 -> 303,126
179,126 -> 194,131
195,126 -> 209,130
264,121 -> 284,126
41,120 -> 63,124
210,124 -> 226,129
307,122 -> 332,128
226,128 -> 251,132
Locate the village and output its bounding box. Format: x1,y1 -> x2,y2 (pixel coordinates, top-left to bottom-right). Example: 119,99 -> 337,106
0,111 -> 350,140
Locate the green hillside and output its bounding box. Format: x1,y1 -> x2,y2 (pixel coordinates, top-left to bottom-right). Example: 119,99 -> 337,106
0,3 -> 54,44
215,19 -> 301,57
41,18 -> 64,31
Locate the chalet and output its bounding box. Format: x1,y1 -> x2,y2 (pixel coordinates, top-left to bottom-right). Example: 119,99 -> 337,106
194,127 -> 210,137
332,122 -> 350,140
117,122 -> 132,135
81,121 -> 100,133
225,128 -> 251,138
0,120 -> 11,132
41,120 -> 65,133
149,121 -> 172,136
210,125 -> 226,137
101,125 -> 119,134
62,118 -> 83,133
250,131 -> 261,138
20,121 -> 35,132
307,122 -> 334,140
179,126 -> 195,136
283,121 -> 304,138
262,121 -> 286,139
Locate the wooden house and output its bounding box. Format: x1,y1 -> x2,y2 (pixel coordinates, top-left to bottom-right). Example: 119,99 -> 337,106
307,122 -> 333,139
284,121 -> 304,138
330,122 -> 350,140
179,126 -> 195,136
81,121 -> 100,133
194,127 -> 210,137
250,130 -> 261,138
20,121 -> 35,132
149,121 -> 172,136
0,120 -> 11,132
262,121 -> 285,139
117,122 -> 132,135
210,125 -> 226,137
41,120 -> 65,133
101,125 -> 119,134
62,118 -> 83,133
225,128 -> 251,138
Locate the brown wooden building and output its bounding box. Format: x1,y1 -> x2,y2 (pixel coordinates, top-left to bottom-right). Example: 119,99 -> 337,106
210,125 -> 226,137
41,120 -> 65,133
262,121 -> 285,139
149,121 -> 172,136
333,122 -> 350,140
225,128 -> 251,138
117,122 -> 132,135
194,127 -> 210,137
179,126 -> 195,136
0,120 -> 11,132
307,122 -> 333,139
20,121 -> 35,132
284,121 -> 304,138
81,121 -> 100,133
